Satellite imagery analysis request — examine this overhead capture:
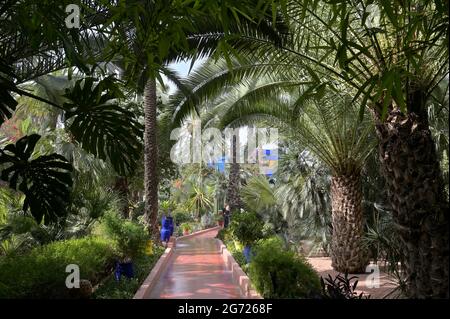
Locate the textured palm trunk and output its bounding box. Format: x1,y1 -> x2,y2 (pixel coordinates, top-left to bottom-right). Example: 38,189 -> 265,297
226,134 -> 242,211
113,176 -> 129,219
330,173 -> 368,273
143,78 -> 159,240
375,107 -> 449,298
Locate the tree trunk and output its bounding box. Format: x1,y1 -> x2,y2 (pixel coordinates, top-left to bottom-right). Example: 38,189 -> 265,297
330,173 -> 368,273
143,78 -> 159,240
375,107 -> 449,298
226,134 -> 242,211
113,176 -> 129,219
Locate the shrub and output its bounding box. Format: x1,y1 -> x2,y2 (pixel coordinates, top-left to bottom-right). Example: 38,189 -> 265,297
200,211 -> 215,228
172,210 -> 193,225
320,273 -> 370,299
216,227 -> 231,243
97,211 -> 148,260
93,245 -> 165,299
230,211 -> 264,246
180,222 -> 193,234
0,237 -> 115,298
248,237 -> 321,299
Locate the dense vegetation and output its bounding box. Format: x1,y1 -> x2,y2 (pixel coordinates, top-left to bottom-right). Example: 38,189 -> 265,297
0,0 -> 448,299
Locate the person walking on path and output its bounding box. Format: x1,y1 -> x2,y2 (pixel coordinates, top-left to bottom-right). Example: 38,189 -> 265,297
223,205 -> 231,228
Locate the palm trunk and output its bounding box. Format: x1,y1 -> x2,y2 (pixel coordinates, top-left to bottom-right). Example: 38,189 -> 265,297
375,107 -> 449,298
143,78 -> 159,240
113,176 -> 129,219
330,173 -> 368,273
226,134 -> 242,211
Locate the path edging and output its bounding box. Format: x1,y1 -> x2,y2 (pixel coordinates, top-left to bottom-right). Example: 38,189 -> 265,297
133,237 -> 176,299
216,239 -> 262,299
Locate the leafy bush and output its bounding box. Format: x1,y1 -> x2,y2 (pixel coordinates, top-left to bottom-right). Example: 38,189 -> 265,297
200,211 -> 215,228
216,227 -> 232,243
230,211 -> 264,246
93,245 -> 165,299
172,210 -> 194,225
248,237 -> 321,299
0,237 -> 115,298
96,211 -> 148,260
180,222 -> 193,234
320,273 -> 370,299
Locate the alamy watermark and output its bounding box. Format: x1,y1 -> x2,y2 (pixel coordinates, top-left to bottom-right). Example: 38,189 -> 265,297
65,264 -> 80,288
65,4 -> 80,29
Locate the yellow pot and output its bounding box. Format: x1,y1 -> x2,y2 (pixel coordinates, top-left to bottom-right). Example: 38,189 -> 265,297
145,240 -> 153,255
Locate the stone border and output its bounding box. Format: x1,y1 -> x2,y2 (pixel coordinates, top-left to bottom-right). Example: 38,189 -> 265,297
133,237 -> 176,299
216,240 -> 262,299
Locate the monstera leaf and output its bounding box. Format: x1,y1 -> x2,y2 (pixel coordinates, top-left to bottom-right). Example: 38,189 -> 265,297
0,134 -> 73,224
0,59 -> 18,125
62,77 -> 143,176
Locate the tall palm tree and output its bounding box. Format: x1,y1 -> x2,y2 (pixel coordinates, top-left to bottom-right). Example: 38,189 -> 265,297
177,74 -> 375,272
171,1 -> 449,297
104,0 -> 287,239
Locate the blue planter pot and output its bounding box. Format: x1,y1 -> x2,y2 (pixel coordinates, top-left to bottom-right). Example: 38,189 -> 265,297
243,245 -> 252,264
115,261 -> 134,281
160,228 -> 171,242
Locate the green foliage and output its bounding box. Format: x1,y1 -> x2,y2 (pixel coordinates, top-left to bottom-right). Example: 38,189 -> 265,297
248,237 -> 321,299
216,227 -> 232,243
62,77 -> 143,176
320,273 -> 369,299
93,245 -> 165,299
230,211 -> 264,246
0,134 -> 73,224
200,211 -> 215,228
97,212 -> 148,260
241,176 -> 277,212
187,184 -> 214,217
0,237 -> 115,298
180,222 -> 193,233
159,200 -> 177,214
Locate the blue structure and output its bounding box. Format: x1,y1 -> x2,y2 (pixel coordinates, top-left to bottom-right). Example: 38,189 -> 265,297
207,156 -> 226,173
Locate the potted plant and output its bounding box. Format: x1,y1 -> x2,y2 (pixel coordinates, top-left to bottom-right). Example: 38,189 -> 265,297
102,212 -> 147,280
230,212 -> 264,263
215,212 -> 224,227
180,222 -> 192,236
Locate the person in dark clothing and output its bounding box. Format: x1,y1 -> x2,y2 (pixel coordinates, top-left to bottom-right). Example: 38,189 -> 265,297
223,205 -> 231,228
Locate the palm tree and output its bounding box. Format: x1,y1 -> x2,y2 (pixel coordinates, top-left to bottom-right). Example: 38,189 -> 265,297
172,1 -> 449,297
103,0 -> 287,239
178,74 -> 374,272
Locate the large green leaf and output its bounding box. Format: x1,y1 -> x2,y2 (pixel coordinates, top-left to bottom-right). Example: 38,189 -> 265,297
62,77 -> 143,176
0,59 -> 18,125
0,134 -> 73,224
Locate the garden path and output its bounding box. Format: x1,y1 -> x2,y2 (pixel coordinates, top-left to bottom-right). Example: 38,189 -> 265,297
146,228 -> 245,299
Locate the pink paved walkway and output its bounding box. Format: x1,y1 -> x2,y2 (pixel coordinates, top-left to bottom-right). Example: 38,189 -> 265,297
147,228 -> 245,299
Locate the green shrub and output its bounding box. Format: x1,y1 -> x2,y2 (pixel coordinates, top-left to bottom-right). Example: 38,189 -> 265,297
230,211 -> 264,246
216,228 -> 231,242
172,210 -> 193,225
0,237 -> 115,298
96,211 -> 148,260
248,237 -> 321,299
93,245 -> 165,299
230,247 -> 247,268
179,222 -> 193,233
